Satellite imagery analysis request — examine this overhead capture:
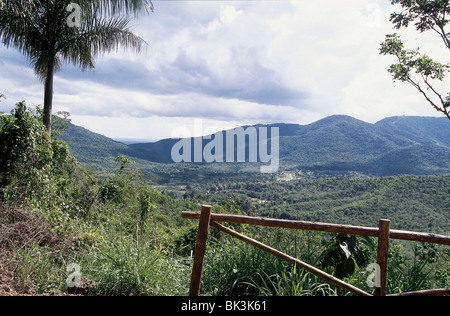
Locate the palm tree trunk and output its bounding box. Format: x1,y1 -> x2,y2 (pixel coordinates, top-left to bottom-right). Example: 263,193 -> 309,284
43,56 -> 55,135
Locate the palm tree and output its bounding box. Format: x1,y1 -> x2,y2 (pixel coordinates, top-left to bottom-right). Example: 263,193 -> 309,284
0,0 -> 152,135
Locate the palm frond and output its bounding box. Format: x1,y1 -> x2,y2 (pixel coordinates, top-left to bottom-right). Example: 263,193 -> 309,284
1,0 -> 150,78
86,15 -> 148,56
84,0 -> 154,17
0,0 -> 151,132
0,1 -> 45,59
58,14 -> 147,71
0,0 -> 73,82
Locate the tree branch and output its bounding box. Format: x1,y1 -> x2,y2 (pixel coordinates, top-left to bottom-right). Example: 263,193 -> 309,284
408,77 -> 450,119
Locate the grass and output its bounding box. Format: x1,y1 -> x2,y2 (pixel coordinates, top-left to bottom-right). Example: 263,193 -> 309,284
2,202 -> 449,296
246,263 -> 338,296
12,244 -> 64,293
200,229 -> 340,296
80,237 -> 191,296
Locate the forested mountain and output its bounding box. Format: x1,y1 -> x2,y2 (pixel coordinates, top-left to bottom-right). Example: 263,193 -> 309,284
59,115 -> 450,176
277,115 -> 450,175
58,123 -> 142,170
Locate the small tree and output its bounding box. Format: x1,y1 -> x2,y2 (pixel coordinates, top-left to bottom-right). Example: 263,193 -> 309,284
380,0 -> 450,119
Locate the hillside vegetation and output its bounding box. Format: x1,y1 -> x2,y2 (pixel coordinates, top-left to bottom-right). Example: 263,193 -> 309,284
59,115 -> 450,176
188,175 -> 450,234
1,102 -> 449,296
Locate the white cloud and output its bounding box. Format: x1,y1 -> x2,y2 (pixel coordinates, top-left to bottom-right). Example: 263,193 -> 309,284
1,0 -> 449,140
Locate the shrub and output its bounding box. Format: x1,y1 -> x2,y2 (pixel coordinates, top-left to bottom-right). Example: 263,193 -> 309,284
0,102 -> 53,187
0,102 -> 77,215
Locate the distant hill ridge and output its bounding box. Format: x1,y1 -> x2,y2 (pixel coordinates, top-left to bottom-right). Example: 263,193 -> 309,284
58,115 -> 450,176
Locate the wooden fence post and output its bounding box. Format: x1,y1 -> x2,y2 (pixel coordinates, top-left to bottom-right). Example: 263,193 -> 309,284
375,219 -> 390,296
188,205 -> 212,296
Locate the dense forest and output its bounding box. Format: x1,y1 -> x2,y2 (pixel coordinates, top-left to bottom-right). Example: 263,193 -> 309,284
184,174 -> 450,234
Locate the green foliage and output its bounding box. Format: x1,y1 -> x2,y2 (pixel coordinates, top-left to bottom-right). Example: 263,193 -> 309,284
381,1 -> 450,119
318,234 -> 375,279
248,263 -> 337,296
13,244 -> 68,294
380,33 -> 449,83
0,102 -> 79,218
57,119 -> 140,172
0,100 -> 196,295
83,237 -> 190,296
0,100 -> 448,296
389,0 -> 450,39
190,174 -> 450,234
0,102 -> 52,185
51,111 -> 71,138
201,235 -> 300,296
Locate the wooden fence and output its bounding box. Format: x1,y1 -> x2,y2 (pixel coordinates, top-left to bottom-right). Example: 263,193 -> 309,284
182,205 -> 450,297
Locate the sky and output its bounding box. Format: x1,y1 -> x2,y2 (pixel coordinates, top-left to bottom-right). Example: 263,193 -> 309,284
1,0 -> 449,141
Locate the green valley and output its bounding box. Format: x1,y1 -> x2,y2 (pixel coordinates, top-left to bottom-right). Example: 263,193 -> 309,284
1,104 -> 449,297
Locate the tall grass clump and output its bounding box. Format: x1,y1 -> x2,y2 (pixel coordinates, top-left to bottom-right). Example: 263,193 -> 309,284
247,263 -> 337,296
200,228 -> 333,296
83,237 -> 190,296
201,237 -> 275,296
12,244 -> 67,293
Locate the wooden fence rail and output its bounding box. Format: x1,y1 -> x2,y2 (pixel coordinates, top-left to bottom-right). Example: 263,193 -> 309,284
182,211 -> 450,245
182,206 -> 450,297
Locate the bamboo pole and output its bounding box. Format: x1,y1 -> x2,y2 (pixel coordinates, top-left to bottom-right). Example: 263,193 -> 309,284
374,219 -> 390,296
209,221 -> 372,297
182,212 -> 450,246
188,205 -> 212,296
